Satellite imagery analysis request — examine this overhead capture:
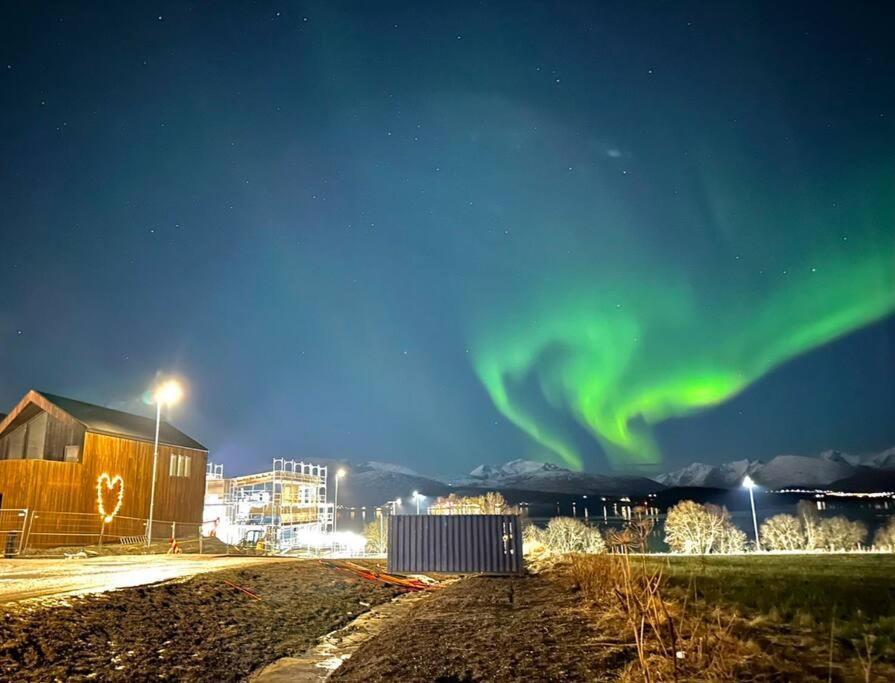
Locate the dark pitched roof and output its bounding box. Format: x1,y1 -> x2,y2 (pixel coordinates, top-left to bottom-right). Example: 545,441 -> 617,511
37,391 -> 207,451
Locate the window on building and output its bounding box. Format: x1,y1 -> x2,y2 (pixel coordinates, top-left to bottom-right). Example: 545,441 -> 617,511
64,445 -> 80,463
169,453 -> 192,478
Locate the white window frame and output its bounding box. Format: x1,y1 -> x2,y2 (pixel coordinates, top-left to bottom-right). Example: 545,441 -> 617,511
169,453 -> 192,478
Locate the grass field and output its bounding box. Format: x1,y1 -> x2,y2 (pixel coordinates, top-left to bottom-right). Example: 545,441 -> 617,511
651,554 -> 895,621
334,553 -> 895,681
642,553 -> 895,678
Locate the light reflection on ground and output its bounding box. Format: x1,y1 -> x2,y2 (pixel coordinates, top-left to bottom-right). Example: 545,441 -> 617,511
0,555 -> 282,605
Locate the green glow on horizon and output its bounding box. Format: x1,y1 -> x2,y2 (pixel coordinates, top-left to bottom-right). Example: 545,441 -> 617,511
468,175 -> 894,471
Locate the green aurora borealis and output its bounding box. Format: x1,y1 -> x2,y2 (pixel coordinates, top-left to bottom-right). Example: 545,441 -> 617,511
3,2 -> 894,475
468,170 -> 894,470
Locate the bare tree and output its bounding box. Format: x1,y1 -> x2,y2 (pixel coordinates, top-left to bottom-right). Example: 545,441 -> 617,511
429,491 -> 512,515
796,499 -> 826,550
363,518 -> 388,554
714,523 -> 748,554
760,514 -> 806,551
873,517 -> 895,551
664,500 -> 736,554
478,491 -> 510,514
544,517 -> 606,554
820,516 -> 867,551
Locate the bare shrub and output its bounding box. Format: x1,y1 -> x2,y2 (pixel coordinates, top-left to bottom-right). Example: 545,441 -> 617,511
522,523 -> 548,558
567,553 -> 619,603
606,526 -> 640,554
873,517 -> 895,551
363,518 -> 388,554
821,516 -> 867,551
760,514 -> 806,551
477,491 -> 511,514
545,517 -> 606,554
714,523 -> 748,554
607,513 -> 657,553
596,554 -> 769,681
664,500 -> 741,554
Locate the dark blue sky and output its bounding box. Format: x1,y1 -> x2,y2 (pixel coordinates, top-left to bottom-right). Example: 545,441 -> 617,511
1,2 -> 893,476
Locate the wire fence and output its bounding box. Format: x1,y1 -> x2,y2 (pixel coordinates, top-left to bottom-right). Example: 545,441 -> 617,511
5,509 -> 210,556
0,509 -> 28,556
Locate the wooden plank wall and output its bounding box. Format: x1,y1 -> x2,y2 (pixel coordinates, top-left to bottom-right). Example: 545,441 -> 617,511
0,432 -> 207,523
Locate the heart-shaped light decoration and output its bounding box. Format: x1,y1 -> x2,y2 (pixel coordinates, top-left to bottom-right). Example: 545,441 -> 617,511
96,473 -> 125,524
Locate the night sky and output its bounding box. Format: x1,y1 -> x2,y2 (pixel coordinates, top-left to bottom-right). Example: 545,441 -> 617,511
1,2 -> 893,477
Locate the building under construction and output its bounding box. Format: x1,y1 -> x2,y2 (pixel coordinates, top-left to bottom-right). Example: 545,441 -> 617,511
203,458 -> 333,551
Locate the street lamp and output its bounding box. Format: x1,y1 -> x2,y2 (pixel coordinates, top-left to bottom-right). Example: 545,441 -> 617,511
413,490 -> 422,514
334,468 -> 346,534
147,379 -> 183,547
743,475 -> 761,551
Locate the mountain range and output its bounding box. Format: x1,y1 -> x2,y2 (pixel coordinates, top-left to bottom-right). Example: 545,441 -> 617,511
450,458 -> 658,495
654,447 -> 895,489
335,446 -> 895,507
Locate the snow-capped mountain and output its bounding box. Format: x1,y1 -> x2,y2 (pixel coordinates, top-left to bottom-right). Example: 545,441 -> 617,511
655,446 -> 895,490
653,459 -> 762,488
757,455 -> 854,488
864,447 -> 895,470
337,461 -> 451,507
453,459 -> 659,495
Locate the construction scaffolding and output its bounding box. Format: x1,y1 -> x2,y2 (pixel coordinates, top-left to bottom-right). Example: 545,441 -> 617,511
203,458 -> 333,551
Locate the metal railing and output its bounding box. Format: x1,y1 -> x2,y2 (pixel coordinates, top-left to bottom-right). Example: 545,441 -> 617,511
20,510 -> 208,555
0,509 -> 29,556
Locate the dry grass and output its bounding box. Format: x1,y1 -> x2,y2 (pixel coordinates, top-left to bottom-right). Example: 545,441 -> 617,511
564,553 -> 829,681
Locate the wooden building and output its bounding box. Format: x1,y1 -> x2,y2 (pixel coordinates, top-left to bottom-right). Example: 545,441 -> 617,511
0,390 -> 208,547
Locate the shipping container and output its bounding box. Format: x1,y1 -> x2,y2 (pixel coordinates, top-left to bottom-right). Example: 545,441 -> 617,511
387,514 -> 523,575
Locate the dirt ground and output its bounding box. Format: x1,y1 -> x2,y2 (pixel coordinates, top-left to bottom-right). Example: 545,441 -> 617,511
331,559 -> 895,682
0,559 -> 404,682
331,570 -> 629,682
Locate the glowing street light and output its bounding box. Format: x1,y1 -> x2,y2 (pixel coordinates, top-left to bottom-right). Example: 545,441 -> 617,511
334,468 -> 346,533
147,379 -> 183,546
413,490 -> 422,514
742,475 -> 761,551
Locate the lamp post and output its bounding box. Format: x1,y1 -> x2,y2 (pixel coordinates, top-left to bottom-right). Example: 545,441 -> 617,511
334,468 -> 346,534
147,380 -> 183,547
743,475 -> 761,551
413,490 -> 421,514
